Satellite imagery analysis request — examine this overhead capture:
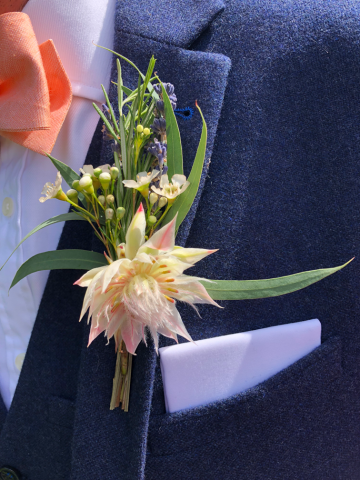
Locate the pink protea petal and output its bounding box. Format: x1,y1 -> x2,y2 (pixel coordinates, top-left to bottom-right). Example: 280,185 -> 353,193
88,322 -> 105,347
106,306 -> 127,340
74,266 -> 107,287
170,247 -> 218,265
101,259 -> 123,293
78,270 -> 107,321
139,214 -> 177,255
156,325 -> 178,343
171,280 -> 221,308
125,203 -> 146,260
121,319 -> 143,355
165,305 -> 193,343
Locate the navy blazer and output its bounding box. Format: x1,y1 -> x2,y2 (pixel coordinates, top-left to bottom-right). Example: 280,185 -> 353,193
1,0 -> 360,478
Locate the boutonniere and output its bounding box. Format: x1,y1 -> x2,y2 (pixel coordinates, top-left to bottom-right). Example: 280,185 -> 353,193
1,52 -> 352,411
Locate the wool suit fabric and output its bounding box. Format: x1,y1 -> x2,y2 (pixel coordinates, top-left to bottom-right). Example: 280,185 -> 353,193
0,0 -> 359,479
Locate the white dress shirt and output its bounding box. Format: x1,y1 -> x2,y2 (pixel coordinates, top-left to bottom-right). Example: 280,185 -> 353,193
0,0 -> 115,409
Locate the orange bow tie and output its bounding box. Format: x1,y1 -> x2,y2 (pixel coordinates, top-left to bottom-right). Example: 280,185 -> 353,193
0,12 -> 72,155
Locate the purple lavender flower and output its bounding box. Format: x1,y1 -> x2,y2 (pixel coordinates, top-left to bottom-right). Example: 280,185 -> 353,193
153,83 -> 177,110
150,117 -> 166,135
147,139 -> 167,167
156,100 -> 165,113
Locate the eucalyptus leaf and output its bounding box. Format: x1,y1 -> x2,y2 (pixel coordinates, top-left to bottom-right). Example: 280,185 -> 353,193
162,102 -> 207,231
161,82 -> 183,178
10,249 -> 108,290
201,259 -> 353,300
0,213 -> 87,273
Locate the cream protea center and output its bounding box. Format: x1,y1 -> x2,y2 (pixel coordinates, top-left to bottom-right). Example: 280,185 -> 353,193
75,203 -> 219,354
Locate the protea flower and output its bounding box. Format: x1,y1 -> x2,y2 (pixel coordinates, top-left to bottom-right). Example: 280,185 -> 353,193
75,204 -> 219,354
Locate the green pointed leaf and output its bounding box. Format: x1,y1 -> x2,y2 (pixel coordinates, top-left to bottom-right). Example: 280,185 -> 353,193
162,102 -> 207,232
96,45 -> 159,100
0,213 -> 87,272
93,102 -> 120,147
201,259 -> 353,300
121,85 -> 132,96
162,82 -> 183,178
47,154 -> 80,188
10,249 -> 108,290
101,84 -> 120,135
47,154 -> 85,204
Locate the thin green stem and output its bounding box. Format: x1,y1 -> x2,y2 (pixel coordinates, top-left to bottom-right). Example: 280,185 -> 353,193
68,199 -> 97,222
153,203 -> 171,230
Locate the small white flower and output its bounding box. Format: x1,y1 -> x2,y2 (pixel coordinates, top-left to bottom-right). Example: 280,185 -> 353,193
39,172 -> 66,203
80,164 -> 111,176
151,174 -> 189,204
123,170 -> 159,197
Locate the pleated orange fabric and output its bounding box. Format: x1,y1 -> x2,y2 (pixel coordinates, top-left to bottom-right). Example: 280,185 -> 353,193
0,12 -> 72,155
0,0 -> 30,15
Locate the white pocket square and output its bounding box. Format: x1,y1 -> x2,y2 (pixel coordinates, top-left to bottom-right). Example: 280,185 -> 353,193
159,318 -> 321,413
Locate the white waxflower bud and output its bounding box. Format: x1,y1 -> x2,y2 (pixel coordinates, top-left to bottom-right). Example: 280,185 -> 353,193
110,167 -> 119,179
149,192 -> 158,205
143,127 -> 150,136
99,172 -> 111,189
93,167 -> 102,178
116,207 -> 125,219
66,189 -> 78,204
105,208 -> 114,220
136,124 -> 144,133
79,175 -> 94,194
72,180 -> 81,191
147,215 -> 157,226
98,195 -> 106,206
106,194 -> 115,205
158,196 -> 168,209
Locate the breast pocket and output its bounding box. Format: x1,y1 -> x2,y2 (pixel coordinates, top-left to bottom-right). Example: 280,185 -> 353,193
146,337 -> 342,480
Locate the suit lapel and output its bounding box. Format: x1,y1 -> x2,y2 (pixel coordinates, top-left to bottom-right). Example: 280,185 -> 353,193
70,2 -> 230,477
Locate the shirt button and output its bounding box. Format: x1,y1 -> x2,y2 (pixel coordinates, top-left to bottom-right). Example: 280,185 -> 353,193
2,197 -> 14,217
15,353 -> 25,372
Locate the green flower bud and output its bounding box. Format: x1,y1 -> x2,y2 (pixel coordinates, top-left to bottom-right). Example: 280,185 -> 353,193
147,215 -> 157,226
98,195 -> 106,206
149,192 -> 158,205
110,166 -> 119,180
143,127 -> 150,136
79,175 -> 94,194
93,167 -> 102,178
158,196 -> 168,209
136,124 -> 144,133
106,194 -> 115,205
66,189 -> 78,204
105,208 -> 114,221
72,179 -> 81,191
99,172 -> 111,189
116,206 -> 125,220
